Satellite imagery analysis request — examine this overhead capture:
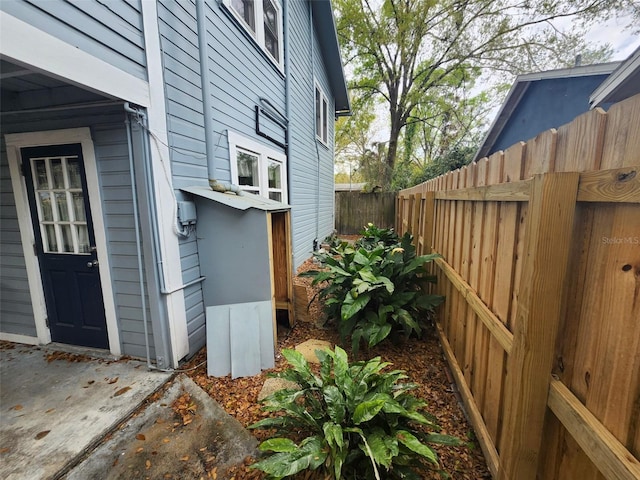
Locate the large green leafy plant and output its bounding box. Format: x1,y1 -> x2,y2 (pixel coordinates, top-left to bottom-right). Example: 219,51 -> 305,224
303,226 -> 443,353
250,346 -> 459,479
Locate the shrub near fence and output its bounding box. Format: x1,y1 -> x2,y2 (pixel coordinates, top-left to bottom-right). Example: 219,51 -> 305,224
397,93 -> 640,480
335,191 -> 396,234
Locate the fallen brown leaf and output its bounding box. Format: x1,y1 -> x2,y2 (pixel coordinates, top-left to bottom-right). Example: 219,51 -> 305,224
107,377 -> 119,384
45,408 -> 55,414
0,447 -> 10,454
136,434 -> 146,441
145,459 -> 151,470
136,447 -> 144,453
11,404 -> 23,411
114,386 -> 131,397
180,455 -> 190,461
35,430 -> 50,440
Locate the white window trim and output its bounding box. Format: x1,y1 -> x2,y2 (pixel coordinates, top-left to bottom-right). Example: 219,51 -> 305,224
4,128 -> 120,355
222,0 -> 285,72
228,131 -> 288,204
315,81 -> 329,146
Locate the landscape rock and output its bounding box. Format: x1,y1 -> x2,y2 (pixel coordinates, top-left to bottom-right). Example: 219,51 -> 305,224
295,339 -> 332,364
257,377 -> 300,401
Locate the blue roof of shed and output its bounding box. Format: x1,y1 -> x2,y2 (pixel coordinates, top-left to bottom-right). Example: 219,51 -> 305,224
311,0 -> 350,115
473,62 -> 619,162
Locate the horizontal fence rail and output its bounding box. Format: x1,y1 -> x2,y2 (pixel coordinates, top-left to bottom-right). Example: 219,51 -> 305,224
397,93 -> 640,480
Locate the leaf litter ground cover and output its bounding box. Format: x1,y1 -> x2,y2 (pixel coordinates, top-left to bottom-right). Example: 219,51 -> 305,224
183,257 -> 490,479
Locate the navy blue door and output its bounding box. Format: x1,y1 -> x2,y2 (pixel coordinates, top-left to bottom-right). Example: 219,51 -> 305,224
22,144 -> 109,349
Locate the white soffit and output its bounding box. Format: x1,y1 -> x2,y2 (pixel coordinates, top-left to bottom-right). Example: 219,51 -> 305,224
0,11 -> 150,107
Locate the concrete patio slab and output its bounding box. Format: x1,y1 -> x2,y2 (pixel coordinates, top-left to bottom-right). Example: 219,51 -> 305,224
64,375 -> 258,480
0,343 -> 172,480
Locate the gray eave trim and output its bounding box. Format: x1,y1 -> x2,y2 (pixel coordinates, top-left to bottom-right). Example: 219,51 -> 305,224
590,46 -> 640,108
473,61 -> 621,162
182,186 -> 291,211
311,0 -> 351,115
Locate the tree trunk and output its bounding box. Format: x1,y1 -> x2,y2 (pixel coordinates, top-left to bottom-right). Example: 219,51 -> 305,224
384,111 -> 403,189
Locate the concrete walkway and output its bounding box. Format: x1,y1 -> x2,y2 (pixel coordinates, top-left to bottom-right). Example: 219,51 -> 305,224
0,343 -> 172,480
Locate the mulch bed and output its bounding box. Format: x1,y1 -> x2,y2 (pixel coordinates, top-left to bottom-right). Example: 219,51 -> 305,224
184,256 -> 490,479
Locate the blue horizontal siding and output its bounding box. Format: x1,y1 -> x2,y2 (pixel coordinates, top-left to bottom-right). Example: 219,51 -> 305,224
0,145 -> 37,337
0,104 -> 155,358
1,0 -> 146,80
288,0 -> 336,267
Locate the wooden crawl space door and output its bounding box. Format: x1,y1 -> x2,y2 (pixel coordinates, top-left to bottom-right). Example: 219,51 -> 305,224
269,210 -> 294,329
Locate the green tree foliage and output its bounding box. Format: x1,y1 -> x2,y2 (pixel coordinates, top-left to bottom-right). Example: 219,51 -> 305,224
334,0 -> 634,189
413,145 -> 477,185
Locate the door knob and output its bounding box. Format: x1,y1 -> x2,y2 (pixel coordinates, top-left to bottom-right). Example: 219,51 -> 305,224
87,260 -> 99,268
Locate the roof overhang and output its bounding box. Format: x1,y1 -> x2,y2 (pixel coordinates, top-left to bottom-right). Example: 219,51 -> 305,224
590,46 -> 640,108
182,186 -> 291,211
473,62 -> 621,162
310,0 -> 350,115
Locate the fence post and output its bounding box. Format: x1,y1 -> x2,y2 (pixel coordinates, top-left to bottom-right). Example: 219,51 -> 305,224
498,172 -> 580,480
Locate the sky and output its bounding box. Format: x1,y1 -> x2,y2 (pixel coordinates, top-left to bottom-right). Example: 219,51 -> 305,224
583,17 -> 639,60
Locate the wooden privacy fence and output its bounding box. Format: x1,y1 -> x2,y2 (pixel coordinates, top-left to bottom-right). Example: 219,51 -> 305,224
397,93 -> 640,480
335,191 -> 395,234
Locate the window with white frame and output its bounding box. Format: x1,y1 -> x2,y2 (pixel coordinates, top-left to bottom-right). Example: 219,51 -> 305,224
228,131 -> 287,203
224,0 -> 283,68
315,82 -> 329,145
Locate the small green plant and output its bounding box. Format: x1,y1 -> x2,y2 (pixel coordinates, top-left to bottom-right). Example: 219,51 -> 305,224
303,227 -> 443,353
249,346 -> 460,479
356,223 -> 400,250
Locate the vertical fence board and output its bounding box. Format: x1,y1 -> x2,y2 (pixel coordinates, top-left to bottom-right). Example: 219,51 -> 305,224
493,143 -> 525,455
453,169 -> 474,365
540,106 -> 608,479
580,96 -> 640,450
554,109 -> 606,173
441,173 -> 455,339
411,193 -> 421,236
524,129 -> 557,177
450,170 -> 467,362
463,162 -> 480,387
482,153 -> 505,444
423,191 -> 435,255
499,173 -> 580,480
470,160 -> 489,407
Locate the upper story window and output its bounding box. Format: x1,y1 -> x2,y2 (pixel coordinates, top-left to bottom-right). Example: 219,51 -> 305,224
315,82 -> 329,145
224,0 -> 283,68
228,131 -> 287,203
